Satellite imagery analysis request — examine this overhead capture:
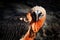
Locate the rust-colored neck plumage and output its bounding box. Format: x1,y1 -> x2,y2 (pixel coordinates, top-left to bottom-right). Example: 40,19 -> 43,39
31,15 -> 46,33
20,6 -> 46,40
20,15 -> 46,40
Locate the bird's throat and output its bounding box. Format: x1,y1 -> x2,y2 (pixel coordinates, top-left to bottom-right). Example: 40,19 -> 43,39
31,15 -> 46,33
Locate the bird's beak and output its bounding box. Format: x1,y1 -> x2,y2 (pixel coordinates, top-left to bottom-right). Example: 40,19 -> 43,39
35,13 -> 38,21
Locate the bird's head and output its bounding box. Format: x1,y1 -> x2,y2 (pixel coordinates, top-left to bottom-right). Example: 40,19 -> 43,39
20,6 -> 46,40
26,6 -> 46,32
30,6 -> 46,22
27,6 -> 46,23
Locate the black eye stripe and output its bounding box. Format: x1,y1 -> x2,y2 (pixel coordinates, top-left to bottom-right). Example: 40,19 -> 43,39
38,13 -> 42,17
31,12 -> 36,21
31,12 -> 36,18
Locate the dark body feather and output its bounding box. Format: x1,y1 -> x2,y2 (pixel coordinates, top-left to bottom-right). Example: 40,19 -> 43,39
0,4 -> 30,40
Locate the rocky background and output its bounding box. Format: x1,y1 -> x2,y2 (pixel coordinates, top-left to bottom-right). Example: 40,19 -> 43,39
0,0 -> 60,40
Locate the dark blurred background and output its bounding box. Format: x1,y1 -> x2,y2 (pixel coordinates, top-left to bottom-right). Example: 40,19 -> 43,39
0,0 -> 60,20
0,0 -> 60,11
0,0 -> 60,40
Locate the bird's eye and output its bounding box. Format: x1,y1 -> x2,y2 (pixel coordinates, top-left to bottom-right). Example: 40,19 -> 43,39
32,12 -> 36,18
38,13 -> 42,17
31,12 -> 36,21
31,12 -> 36,17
